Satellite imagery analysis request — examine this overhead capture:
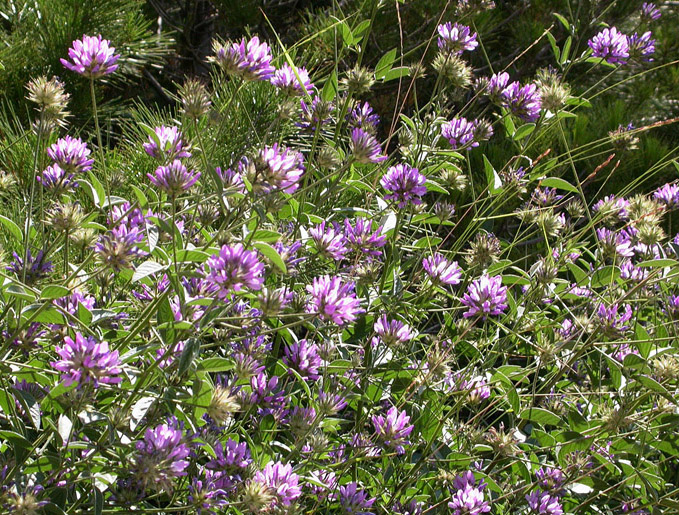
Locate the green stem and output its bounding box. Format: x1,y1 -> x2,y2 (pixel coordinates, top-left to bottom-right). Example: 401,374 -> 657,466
90,78 -> 110,209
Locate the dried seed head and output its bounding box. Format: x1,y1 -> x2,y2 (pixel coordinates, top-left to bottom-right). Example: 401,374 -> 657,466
179,78 -> 211,120
26,75 -> 70,128
432,53 -> 472,89
341,66 -> 374,94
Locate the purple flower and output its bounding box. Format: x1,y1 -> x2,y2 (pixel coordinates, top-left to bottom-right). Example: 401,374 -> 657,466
442,117 -> 479,149
143,125 -> 191,162
283,339 -> 322,380
596,228 -> 635,258
448,471 -> 490,515
148,159 -> 200,197
502,82 -> 542,122
206,439 -> 252,473
628,31 -> 656,62
588,27 -> 629,65
349,127 -> 387,164
318,388 -> 348,415
344,218 -> 387,257
188,470 -> 230,514
216,165 -> 246,193
620,260 -> 648,283
60,34 -> 120,78
380,164 -> 427,208
133,420 -> 191,492
205,243 -> 265,298
484,72 -> 510,102
422,253 -> 462,286
437,22 -> 478,54
458,374 -> 491,403
536,467 -> 566,493
373,315 -> 414,347
47,136 -> 93,174
51,332 -> 121,388
37,164 -> 78,192
665,295 -> 679,320
271,63 -> 314,95
592,195 -> 630,220
273,240 -> 306,273
526,490 -> 564,515
8,250 -> 53,284
95,226 -> 146,272
308,470 -> 338,500
654,183 -> 679,207
213,36 -> 274,81
641,3 -> 661,21
310,221 -> 348,260
460,275 -> 508,319
595,303 -> 633,337
254,143 -> 305,194
247,373 -> 288,418
298,95 -> 334,130
339,482 -> 376,515
348,101 -> 380,132
306,275 -> 363,325
252,461 -> 301,507
372,406 -> 414,455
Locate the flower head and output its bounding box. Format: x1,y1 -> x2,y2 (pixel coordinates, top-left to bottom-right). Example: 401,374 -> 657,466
442,117 -> 480,149
373,315 -> 414,347
306,275 -> 363,325
448,472 -> 490,515
349,127 -> 387,164
641,3 -> 661,22
252,461 -> 301,507
340,482 -> 376,515
348,101 -> 380,133
628,31 -> 655,62
423,253 -> 462,286
588,27 -> 629,65
95,226 -> 146,272
381,164 -> 427,208
37,164 -> 78,193
8,250 -> 53,285
271,63 -> 314,95
310,221 -> 348,261
47,136 -> 93,174
133,420 -> 191,492
143,125 -> 191,162
344,218 -> 387,257
372,406 -> 414,455
60,34 -> 120,78
526,490 -> 564,515
460,275 -> 508,319
502,82 -> 542,122
252,144 -> 305,194
212,36 -> 274,81
148,159 -> 200,197
437,22 -> 478,54
283,339 -> 322,380
51,332 -> 121,388
205,244 -> 265,298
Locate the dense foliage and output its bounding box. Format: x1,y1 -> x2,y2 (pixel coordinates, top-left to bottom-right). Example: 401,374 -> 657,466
0,0 -> 678,513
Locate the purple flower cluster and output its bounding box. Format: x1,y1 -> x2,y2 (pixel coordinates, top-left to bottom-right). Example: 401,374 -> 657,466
588,27 -> 656,65
437,22 -> 478,55
373,315 -> 414,347
483,72 -> 542,121
460,275 -> 508,319
422,253 -> 462,286
340,482 -> 376,515
283,339 -> 322,380
252,461 -> 301,507
133,420 -> 191,492
61,34 -> 120,78
51,332 -> 121,388
380,164 -> 427,208
205,243 -> 265,298
212,36 -> 274,81
526,489 -> 564,514
148,159 -> 201,197
371,406 -> 414,455
448,471 -> 490,514
271,63 -> 314,96
306,275 -> 363,325
143,125 -> 191,162
349,127 -> 387,164
254,143 -> 305,194
7,250 -> 53,285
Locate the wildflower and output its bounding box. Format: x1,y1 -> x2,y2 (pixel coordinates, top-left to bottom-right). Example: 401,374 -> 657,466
45,201 -> 84,233
51,332 -> 121,388
205,243 -> 265,298
344,218 -> 387,257
441,117 -> 479,149
4,484 -> 48,514
207,377 -> 241,425
60,34 -> 120,78
342,66 -> 375,94
206,439 -> 252,473
310,221 -> 348,260
132,420 -> 191,492
340,482 -> 376,515
593,195 -> 630,221
433,54 -> 472,88
459,374 -> 491,403
211,36 -> 274,81
372,406 -> 414,455
247,373 -> 288,418
380,163 -> 427,208
347,101 -> 380,133
526,490 -> 564,515
641,3 -> 661,22
536,467 -> 566,493
252,461 -> 301,507
252,143 -> 305,194
588,27 -> 629,65
437,22 -> 478,55
8,250 -> 53,285
271,63 -> 314,96
188,471 -> 230,514
465,232 -> 501,268
595,303 -> 633,337
179,78 -> 211,119
306,275 -> 363,325
37,164 -> 78,193
483,71 -> 510,102
298,95 -> 334,130
257,287 -> 293,317
460,275 -> 508,319
216,165 -> 246,193
95,226 -> 146,272
373,315 -> 414,347
283,339 -> 322,380
143,125 -> 191,162
596,228 -> 635,259
653,183 -> 679,208
47,136 -> 93,174
318,388 -> 348,415
448,471 -> 490,514
26,75 -> 70,128
628,31 -> 656,62
148,159 -> 200,197
422,253 -> 462,286
309,470 -> 338,500
502,82 -> 542,122
349,127 -> 387,164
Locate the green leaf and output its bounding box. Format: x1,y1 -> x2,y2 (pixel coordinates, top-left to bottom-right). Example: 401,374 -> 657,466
251,230 -> 282,243
197,357 -> 234,373
412,236 -> 442,249
590,265 -> 620,288
5,284 -> 36,302
513,123 -> 535,141
132,260 -> 166,283
130,184 -> 148,209
175,249 -> 210,263
40,285 -> 70,300
540,177 -> 578,193
22,304 -> 66,324
87,171 -> 106,208
546,31 -> 560,62
519,407 -> 561,426
177,337 -> 201,376
254,242 -> 287,274
560,36 -> 572,64
483,155 -> 502,195
0,430 -> 32,449
0,214 -> 23,242
375,49 -> 397,79
382,66 -> 410,82
637,258 -> 679,268
553,12 -> 571,32
565,96 -> 591,108
322,70 -> 338,102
